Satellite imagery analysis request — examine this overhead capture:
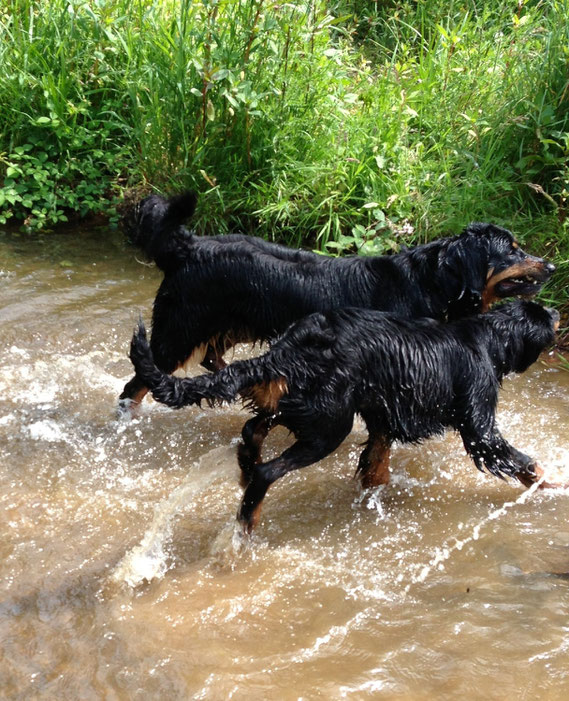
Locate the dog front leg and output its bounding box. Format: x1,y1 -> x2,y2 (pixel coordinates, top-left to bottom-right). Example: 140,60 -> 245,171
459,423 -> 556,488
505,445 -> 565,489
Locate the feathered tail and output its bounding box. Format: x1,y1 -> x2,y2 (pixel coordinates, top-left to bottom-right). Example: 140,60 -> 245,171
159,191 -> 198,229
129,322 -> 275,409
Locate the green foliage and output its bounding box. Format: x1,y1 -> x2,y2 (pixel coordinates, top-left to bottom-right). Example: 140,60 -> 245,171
0,0 -> 568,315
0,135 -> 125,230
0,1 -> 133,229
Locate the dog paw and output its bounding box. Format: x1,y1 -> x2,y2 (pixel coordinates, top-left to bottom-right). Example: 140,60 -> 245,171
116,398 -> 138,421
518,464 -> 569,490
534,464 -> 569,490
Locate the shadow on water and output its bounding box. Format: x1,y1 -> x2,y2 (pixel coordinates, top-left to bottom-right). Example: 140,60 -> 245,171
1,226 -> 569,699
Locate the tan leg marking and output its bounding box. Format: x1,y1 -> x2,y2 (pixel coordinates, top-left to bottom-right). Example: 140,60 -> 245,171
360,437 -> 391,489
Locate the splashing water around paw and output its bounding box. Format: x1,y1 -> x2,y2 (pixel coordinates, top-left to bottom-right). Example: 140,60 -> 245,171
208,518 -> 253,568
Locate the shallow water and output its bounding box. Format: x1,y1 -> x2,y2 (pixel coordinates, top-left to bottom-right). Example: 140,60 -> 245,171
1,225 -> 569,700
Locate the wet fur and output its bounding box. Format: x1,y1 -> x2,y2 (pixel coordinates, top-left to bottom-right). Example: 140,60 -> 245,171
129,300 -> 559,531
119,192 -> 554,411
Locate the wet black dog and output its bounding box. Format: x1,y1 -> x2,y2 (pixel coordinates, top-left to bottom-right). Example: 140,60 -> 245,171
129,300 -> 560,532
119,191 -> 554,415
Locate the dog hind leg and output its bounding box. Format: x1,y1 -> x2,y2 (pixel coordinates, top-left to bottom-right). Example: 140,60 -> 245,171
238,421 -> 353,533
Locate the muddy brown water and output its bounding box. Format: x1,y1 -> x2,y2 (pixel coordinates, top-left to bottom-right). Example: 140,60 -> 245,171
1,226 -> 569,700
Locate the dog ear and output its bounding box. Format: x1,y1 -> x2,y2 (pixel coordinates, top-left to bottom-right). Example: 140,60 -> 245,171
447,288 -> 482,320
443,233 -> 488,319
164,191 -> 198,227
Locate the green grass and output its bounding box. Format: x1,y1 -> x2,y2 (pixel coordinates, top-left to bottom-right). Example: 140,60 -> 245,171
0,0 -> 568,318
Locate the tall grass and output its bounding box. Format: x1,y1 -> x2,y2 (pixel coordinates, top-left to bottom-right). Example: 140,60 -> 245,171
0,0 -> 568,315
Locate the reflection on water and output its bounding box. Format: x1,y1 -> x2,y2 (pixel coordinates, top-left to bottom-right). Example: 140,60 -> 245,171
1,226 -> 569,699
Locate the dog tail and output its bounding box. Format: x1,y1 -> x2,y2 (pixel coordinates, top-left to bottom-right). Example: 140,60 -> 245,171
129,321 -> 282,410
162,191 -> 198,228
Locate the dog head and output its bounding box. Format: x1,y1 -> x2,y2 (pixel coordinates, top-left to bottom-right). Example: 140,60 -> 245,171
474,223 -> 556,307
442,223 -> 555,318
487,300 -> 559,374
122,191 -> 198,257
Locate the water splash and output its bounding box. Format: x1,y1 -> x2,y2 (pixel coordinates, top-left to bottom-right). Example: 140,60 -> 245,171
352,484 -> 387,519
111,444 -> 237,587
404,475 -> 549,593
208,518 -> 251,568
27,419 -> 68,443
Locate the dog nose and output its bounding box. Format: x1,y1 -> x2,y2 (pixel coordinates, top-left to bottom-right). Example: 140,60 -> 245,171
544,261 -> 556,274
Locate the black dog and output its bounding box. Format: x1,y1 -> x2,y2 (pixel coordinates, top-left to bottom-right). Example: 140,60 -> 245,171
119,191 -> 554,415
129,300 -> 561,532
